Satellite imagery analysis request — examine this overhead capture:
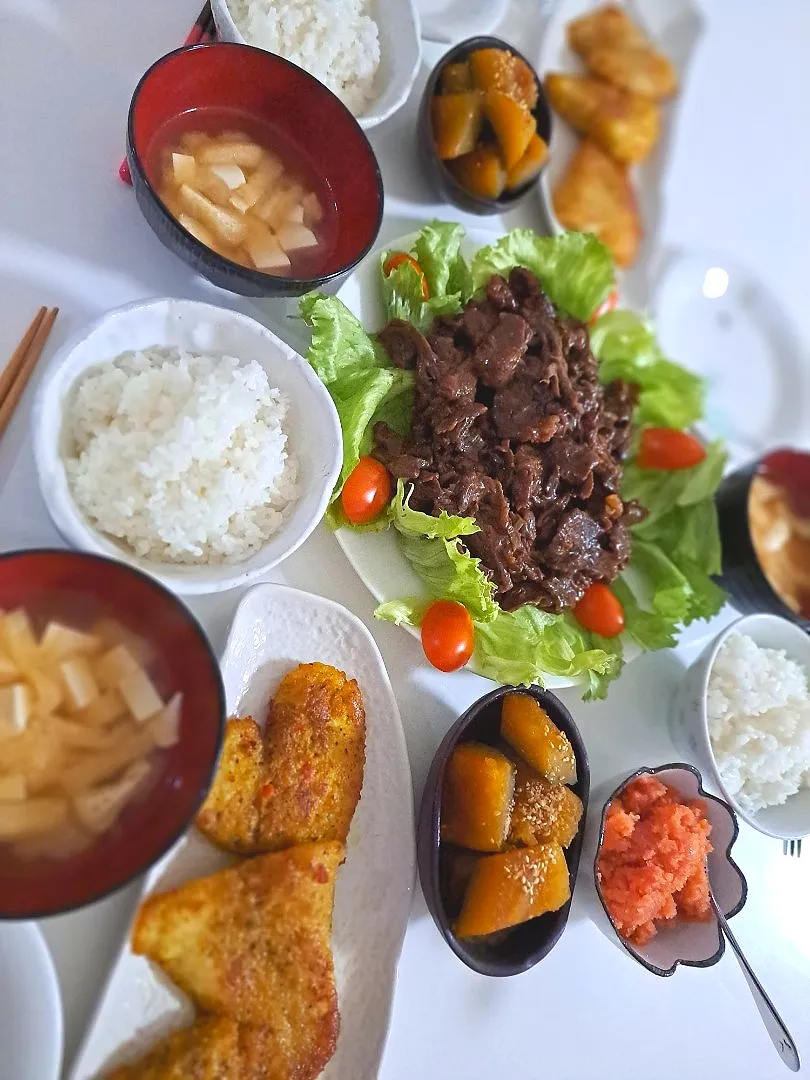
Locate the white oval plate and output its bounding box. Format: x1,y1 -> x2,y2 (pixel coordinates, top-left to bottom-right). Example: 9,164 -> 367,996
537,0 -> 700,308
0,923 -> 63,1080
211,0 -> 422,130
33,298 -> 341,595
70,583 -> 415,1080
414,0 -> 509,45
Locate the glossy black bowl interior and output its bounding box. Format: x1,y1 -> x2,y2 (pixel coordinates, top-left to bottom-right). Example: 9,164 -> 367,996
418,36 -> 553,216
715,460 -> 810,629
417,684 -> 589,976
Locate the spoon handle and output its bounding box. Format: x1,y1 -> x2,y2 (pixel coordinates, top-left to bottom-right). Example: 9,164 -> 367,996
713,899 -> 800,1072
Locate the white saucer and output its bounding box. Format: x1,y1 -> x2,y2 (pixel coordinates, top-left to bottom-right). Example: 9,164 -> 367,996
652,251 -> 810,468
413,0 -> 509,44
0,922 -> 63,1080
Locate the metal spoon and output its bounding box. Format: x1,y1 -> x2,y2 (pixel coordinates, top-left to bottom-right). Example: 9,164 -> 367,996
710,892 -> 800,1071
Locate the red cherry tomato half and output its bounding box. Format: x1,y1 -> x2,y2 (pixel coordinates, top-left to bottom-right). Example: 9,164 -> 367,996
589,287 -> 619,325
574,583 -> 625,638
341,456 -> 392,524
420,600 -> 474,672
637,427 -> 707,470
383,251 -> 430,301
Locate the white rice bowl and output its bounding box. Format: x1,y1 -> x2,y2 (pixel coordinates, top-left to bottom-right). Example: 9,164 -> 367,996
62,348 -> 298,566
707,632 -> 810,813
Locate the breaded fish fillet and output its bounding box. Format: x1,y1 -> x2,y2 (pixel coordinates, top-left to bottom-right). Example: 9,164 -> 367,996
105,1016 -> 238,1080
545,73 -> 659,164
197,662 -> 366,853
553,140 -> 641,268
567,5 -> 677,100
132,842 -> 343,1079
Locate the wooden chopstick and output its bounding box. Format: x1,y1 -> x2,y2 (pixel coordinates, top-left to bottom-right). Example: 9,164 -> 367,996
0,308 -> 58,440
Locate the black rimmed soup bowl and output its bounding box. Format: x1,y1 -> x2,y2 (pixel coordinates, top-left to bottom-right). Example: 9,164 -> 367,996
417,684 -> 589,976
417,36 -> 552,216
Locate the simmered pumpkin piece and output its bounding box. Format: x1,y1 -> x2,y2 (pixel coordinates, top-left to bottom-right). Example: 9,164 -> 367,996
483,91 -> 536,170
508,762 -> 583,848
447,144 -> 506,200
500,693 -> 577,784
441,742 -> 515,852
506,132 -> 549,189
432,92 -> 484,160
455,842 -> 570,937
440,61 -> 474,94
469,48 -> 539,111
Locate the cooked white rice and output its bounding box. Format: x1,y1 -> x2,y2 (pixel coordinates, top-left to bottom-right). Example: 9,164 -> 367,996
226,0 -> 380,115
63,348 -> 298,565
707,633 -> 810,813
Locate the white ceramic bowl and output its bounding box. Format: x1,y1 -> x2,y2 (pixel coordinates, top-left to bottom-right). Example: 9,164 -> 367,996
210,0 -> 422,130
585,763 -> 747,977
0,922 -> 63,1080
33,298 -> 341,595
671,613 -> 810,840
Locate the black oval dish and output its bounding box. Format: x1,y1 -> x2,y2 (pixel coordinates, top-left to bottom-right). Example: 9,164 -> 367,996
715,461 -> 810,629
417,36 -> 553,216
417,684 -> 589,976
593,763 -> 747,977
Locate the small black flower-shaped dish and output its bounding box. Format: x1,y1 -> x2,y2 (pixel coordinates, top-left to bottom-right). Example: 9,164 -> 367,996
417,36 -> 552,216
593,764 -> 747,977
417,684 -> 589,976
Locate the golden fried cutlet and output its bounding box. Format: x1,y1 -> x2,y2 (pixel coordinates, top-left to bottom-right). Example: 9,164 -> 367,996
545,73 -> 659,164
132,842 -> 342,1079
567,4 -> 677,100
197,662 -> 366,853
105,1016 -> 238,1080
553,140 -> 641,268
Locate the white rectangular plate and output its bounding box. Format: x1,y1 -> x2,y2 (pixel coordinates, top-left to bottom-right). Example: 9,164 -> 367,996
70,583 -> 415,1080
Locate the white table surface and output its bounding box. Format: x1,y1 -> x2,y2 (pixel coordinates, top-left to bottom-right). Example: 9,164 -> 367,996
2,1 -> 810,1078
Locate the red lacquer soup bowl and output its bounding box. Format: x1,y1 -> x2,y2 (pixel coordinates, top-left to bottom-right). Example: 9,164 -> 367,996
127,42 -> 384,297
0,550 -> 225,919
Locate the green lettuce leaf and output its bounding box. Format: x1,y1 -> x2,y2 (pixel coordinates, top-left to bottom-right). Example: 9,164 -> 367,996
591,310 -> 705,429
396,531 -> 497,623
301,294 -> 414,500
380,221 -> 473,330
374,597 -> 429,627
613,578 -> 678,651
390,480 -> 479,539
470,229 -> 614,321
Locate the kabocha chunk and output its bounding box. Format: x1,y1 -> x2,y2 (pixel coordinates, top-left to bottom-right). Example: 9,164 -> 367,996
455,842 -> 570,937
508,762 -> 583,848
483,91 -> 536,171
448,144 -> 507,200
441,742 -> 515,852
469,48 -> 539,111
506,133 -> 549,189
500,693 -> 577,784
440,61 -> 474,94
432,93 -> 484,160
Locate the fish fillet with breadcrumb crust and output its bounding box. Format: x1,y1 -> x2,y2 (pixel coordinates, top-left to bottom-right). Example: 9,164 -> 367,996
197,662 -> 366,853
131,842 -> 343,1079
105,1016 -> 238,1080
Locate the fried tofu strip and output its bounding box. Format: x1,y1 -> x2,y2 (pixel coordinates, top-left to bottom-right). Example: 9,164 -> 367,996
545,72 -> 659,164
197,663 -> 366,853
553,139 -> 641,268
132,842 -> 342,1079
567,4 -> 677,100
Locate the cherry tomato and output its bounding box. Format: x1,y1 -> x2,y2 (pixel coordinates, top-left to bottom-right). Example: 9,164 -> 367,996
420,600 -> 474,672
573,583 -> 625,638
341,456 -> 392,524
383,252 -> 430,301
589,287 -> 619,325
637,427 -> 707,470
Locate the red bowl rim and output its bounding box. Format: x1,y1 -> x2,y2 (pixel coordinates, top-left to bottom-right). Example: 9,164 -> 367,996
0,548 -> 226,920
126,41 -> 385,291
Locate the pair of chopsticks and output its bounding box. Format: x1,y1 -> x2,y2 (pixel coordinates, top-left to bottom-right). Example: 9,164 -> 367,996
0,308 -> 59,441
118,2 -> 216,185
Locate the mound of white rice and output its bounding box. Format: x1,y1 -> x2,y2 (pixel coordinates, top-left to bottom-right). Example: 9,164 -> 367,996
707,633 -> 810,813
64,348 -> 298,565
226,0 -> 380,115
